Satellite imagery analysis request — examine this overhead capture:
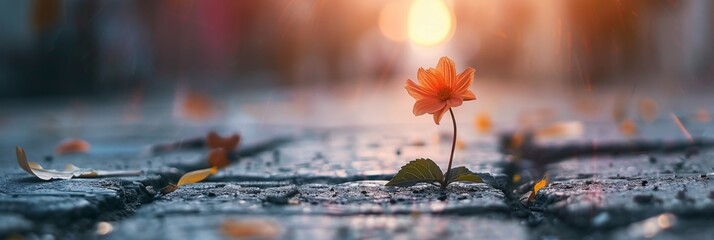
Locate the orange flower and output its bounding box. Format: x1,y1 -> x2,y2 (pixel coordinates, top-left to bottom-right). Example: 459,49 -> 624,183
405,57 -> 476,124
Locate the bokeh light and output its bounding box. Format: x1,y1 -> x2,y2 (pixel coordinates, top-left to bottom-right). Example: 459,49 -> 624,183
407,0 -> 455,46
379,0 -> 409,42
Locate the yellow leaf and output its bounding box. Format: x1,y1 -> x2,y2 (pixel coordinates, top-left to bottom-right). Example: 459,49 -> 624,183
16,146 -> 141,181
534,177 -> 547,193
528,177 -> 547,202
177,167 -> 218,186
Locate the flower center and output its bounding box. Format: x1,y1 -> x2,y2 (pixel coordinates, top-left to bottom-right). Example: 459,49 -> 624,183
437,88 -> 452,101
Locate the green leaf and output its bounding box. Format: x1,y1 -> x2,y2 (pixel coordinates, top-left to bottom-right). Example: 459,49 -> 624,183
445,166 -> 483,184
386,158 -> 444,187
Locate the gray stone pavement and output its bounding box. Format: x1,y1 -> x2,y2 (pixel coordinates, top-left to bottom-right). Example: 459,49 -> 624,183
1,90 -> 714,239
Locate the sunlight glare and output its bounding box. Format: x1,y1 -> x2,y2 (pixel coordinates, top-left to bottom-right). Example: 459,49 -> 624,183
407,0 -> 454,46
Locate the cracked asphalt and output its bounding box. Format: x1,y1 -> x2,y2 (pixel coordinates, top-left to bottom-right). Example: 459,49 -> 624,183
1,92 -> 713,240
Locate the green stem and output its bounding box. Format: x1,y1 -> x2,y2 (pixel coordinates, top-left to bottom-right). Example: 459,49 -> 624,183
442,108 -> 457,189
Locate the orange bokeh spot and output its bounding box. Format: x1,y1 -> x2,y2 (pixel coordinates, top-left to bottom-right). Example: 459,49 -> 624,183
55,138 -> 91,155
619,118 -> 638,137
474,112 -> 493,133
638,98 -> 658,123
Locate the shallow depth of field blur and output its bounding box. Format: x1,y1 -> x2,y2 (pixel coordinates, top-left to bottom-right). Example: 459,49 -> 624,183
1,0 -> 713,131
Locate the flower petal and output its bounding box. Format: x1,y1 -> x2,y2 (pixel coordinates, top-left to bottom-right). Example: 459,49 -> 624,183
413,98 -> 446,116
417,68 -> 442,92
436,57 -> 457,89
462,90 -> 477,101
446,95 -> 463,108
432,107 -> 448,125
454,67 -> 475,93
405,79 -> 434,99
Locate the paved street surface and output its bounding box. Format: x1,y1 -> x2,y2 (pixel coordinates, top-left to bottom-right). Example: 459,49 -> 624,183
1,87 -> 713,239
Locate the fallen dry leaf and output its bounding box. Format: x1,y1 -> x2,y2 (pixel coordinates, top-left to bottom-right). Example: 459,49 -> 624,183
160,184 -> 179,195
638,98 -> 659,123
207,131 -> 240,153
619,118 -> 638,137
220,219 -> 280,239
177,167 -> 218,187
208,148 -> 230,169
528,177 -> 547,202
16,146 -> 142,180
55,138 -> 90,155
474,112 -> 493,133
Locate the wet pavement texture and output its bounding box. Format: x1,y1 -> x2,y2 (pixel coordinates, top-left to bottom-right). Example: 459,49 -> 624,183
1,95 -> 714,239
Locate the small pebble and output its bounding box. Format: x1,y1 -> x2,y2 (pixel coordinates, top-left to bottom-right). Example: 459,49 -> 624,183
641,180 -> 648,186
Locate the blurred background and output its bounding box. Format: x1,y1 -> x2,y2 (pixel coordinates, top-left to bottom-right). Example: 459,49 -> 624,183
0,0 -> 713,129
